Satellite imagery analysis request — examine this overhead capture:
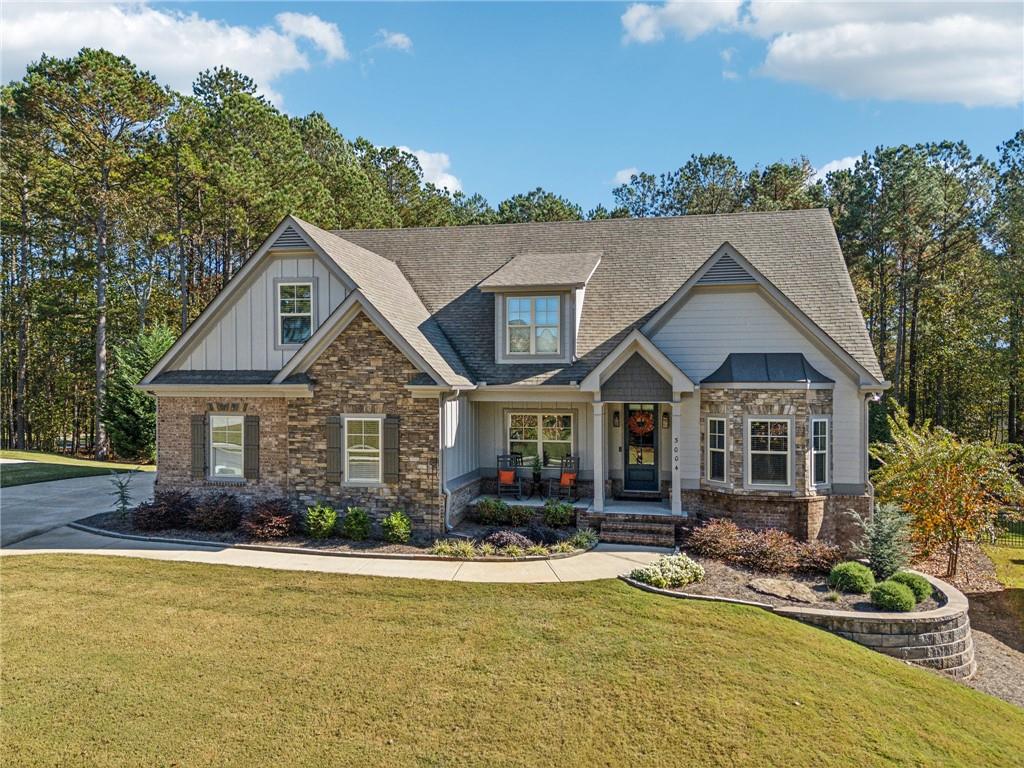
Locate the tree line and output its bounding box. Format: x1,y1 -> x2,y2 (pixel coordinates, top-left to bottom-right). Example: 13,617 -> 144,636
1,49 -> 1020,459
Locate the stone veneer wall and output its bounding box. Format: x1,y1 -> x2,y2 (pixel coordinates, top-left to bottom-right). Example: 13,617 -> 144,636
287,313 -> 444,535
154,396 -> 289,500
447,476 -> 483,527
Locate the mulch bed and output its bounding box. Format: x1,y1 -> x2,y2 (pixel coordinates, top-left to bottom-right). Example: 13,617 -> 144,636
665,553 -> 942,612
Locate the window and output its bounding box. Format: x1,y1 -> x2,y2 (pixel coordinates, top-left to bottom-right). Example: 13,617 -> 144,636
209,414 -> 244,478
508,413 -> 572,467
812,418 -> 829,486
345,417 -> 382,483
506,296 -> 560,355
278,282 -> 313,345
707,417 -> 726,482
747,418 -> 790,486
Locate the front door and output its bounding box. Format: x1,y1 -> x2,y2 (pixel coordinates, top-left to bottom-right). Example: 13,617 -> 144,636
623,404 -> 658,492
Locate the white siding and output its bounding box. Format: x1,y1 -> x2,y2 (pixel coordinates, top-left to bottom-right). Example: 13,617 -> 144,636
475,401 -> 593,476
651,288 -> 865,486
179,254 -> 349,371
443,395 -> 478,482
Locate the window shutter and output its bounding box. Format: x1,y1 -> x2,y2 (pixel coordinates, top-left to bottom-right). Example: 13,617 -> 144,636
243,415 -> 260,480
383,415 -> 400,483
190,414 -> 207,479
325,416 -> 343,479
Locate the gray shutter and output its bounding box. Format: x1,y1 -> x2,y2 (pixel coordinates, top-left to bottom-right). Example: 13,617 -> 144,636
243,415 -> 260,480
190,414 -> 207,479
325,416 -> 343,479
383,415 -> 400,483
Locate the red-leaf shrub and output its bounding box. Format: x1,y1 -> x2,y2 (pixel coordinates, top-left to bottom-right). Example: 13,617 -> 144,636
687,519 -> 744,559
187,492 -> 245,531
738,528 -> 800,573
131,489 -> 193,531
797,540 -> 843,574
484,530 -> 534,549
240,497 -> 296,539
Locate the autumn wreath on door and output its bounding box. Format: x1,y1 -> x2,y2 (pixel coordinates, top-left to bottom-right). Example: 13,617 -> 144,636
627,410 -> 656,436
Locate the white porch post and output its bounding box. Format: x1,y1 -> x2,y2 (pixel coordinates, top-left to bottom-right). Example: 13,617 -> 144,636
671,399 -> 683,515
592,401 -> 605,512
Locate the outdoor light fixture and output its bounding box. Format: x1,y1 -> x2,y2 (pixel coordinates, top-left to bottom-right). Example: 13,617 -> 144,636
662,412 -> 671,429
612,411 -> 620,428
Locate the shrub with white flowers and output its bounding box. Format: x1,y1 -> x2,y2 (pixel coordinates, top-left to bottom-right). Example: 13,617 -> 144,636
629,554 -> 705,589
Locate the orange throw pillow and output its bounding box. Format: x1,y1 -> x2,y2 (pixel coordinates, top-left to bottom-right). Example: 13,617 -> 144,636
498,469 -> 516,484
559,472 -> 577,487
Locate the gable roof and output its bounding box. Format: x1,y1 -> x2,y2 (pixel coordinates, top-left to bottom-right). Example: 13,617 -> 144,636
579,329 -> 694,395
335,209 -> 883,385
479,251 -> 601,291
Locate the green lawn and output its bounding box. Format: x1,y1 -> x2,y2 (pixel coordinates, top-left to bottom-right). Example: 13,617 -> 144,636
0,450 -> 153,488
3,556 -> 1022,767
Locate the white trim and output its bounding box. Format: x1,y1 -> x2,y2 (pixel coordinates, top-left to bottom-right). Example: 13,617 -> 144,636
505,411 -> 574,468
275,279 -> 314,349
744,415 -> 793,490
579,329 -> 695,396
811,416 -> 830,488
505,295 -> 561,356
343,415 -> 383,486
208,413 -> 245,481
137,384 -> 313,398
705,416 -> 728,484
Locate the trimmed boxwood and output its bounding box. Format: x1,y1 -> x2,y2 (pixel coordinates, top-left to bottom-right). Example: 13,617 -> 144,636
305,503 -> 337,540
889,571 -> 933,603
827,561 -> 876,594
339,506 -> 371,540
871,580 -> 916,612
381,509 -> 412,544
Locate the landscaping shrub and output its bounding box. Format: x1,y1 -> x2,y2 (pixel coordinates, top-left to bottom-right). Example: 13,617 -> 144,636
503,545 -> 525,558
526,544 -> 548,556
305,503 -> 338,540
796,540 -> 843,574
542,498 -> 574,527
478,542 -> 497,557
509,505 -> 534,527
339,506 -> 370,540
569,527 -> 598,550
475,497 -> 511,525
132,489 -> 193,530
240,497 -> 295,539
630,554 -> 705,589
484,530 -> 534,550
738,528 -> 800,573
859,503 -> 912,580
870,580 -> 916,612
131,500 -> 173,531
828,561 -> 876,594
889,571 -> 933,603
523,524 -> 562,546
381,509 -> 412,544
430,539 -> 475,558
188,492 -> 245,532
687,519 -> 744,560
549,541 -> 575,554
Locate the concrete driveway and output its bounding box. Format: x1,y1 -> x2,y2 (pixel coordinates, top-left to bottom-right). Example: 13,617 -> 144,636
0,472 -> 155,547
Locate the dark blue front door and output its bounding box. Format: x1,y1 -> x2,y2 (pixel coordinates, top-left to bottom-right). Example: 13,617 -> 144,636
624,404 -> 658,492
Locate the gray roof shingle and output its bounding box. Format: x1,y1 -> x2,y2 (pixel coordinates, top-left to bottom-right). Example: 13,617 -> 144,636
152,370 -> 312,385
479,251 -> 601,290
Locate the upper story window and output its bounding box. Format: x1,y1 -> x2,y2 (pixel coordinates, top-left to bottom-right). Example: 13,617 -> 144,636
506,296 -> 560,355
209,414 -> 244,478
278,282 -> 313,345
747,418 -> 790,487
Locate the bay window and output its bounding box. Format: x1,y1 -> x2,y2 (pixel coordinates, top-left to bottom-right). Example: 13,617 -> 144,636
747,418 -> 790,487
812,418 -> 829,486
707,417 -> 727,482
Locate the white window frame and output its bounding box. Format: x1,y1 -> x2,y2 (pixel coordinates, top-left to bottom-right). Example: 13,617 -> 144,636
745,416 -> 792,489
208,413 -> 245,480
706,416 -> 727,483
344,416 -> 383,485
506,412 -> 574,468
811,417 -> 830,487
505,295 -> 561,356
277,281 -> 313,347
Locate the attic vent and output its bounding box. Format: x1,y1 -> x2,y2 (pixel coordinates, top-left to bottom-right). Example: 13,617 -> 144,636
272,225 -> 307,250
697,253 -> 755,285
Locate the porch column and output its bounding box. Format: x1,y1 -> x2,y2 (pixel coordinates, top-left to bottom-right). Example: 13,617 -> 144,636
671,399 -> 683,515
592,401 -> 605,512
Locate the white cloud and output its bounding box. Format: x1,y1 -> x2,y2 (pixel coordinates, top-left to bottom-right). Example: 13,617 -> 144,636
1,2 -> 348,106
399,146 -> 462,192
613,167 -> 640,185
620,1 -> 1024,107
377,29 -> 413,52
812,155 -> 859,182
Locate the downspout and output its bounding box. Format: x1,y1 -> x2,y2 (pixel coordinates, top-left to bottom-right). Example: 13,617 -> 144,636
439,389 -> 464,532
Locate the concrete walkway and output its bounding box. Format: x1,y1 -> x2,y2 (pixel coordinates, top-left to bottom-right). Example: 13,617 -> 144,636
1,525 -> 668,583
0,472 -> 156,547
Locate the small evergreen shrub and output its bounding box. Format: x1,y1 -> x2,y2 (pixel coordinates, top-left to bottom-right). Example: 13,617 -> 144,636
188,492 -> 245,531
870,580 -> 916,612
305,503 -> 338,539
478,542 -> 497,557
509,505 -> 534,527
475,497 -> 511,525
503,545 -> 525,558
381,509 -> 412,544
132,489 -> 193,530
526,544 -> 548,556
629,554 -> 705,589
859,503 -> 912,580
688,519 -> 744,559
430,539 -> 475,558
569,527 -> 598,550
549,541 -> 575,554
828,561 -> 876,594
340,506 -> 370,540
484,530 -> 534,549
523,524 -> 562,545
240,497 -> 295,539
542,498 -> 574,527
738,528 -> 800,573
797,540 -> 843,574
889,571 -> 933,603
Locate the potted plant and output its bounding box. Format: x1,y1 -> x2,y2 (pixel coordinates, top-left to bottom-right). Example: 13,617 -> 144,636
531,455 -> 542,488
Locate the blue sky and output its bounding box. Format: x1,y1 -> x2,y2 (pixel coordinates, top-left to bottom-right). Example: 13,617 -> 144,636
5,2 -> 1023,210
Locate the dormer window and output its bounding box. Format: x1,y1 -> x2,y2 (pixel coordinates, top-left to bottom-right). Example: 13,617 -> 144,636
506,296 -> 560,355
278,282 -> 313,345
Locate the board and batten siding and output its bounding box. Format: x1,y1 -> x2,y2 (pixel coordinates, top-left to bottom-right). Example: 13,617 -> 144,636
443,395 -> 478,483
475,401 -> 593,478
179,253 -> 349,371
651,288 -> 865,486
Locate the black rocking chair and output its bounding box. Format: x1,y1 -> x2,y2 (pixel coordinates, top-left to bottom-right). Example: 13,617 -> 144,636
547,455 -> 579,501
496,453 -> 523,499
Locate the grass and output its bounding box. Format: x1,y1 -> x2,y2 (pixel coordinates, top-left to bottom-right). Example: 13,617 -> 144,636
983,544 -> 1024,632
3,556 -> 1023,767
0,449 -> 153,488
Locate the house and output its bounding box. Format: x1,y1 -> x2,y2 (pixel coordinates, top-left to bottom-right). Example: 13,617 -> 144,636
140,209 -> 887,545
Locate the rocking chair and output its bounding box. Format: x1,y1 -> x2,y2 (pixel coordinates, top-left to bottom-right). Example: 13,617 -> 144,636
496,453 -> 523,499
547,455 -> 579,501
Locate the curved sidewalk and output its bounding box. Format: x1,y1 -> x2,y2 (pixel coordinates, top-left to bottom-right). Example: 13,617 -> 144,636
1,525 -> 668,583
